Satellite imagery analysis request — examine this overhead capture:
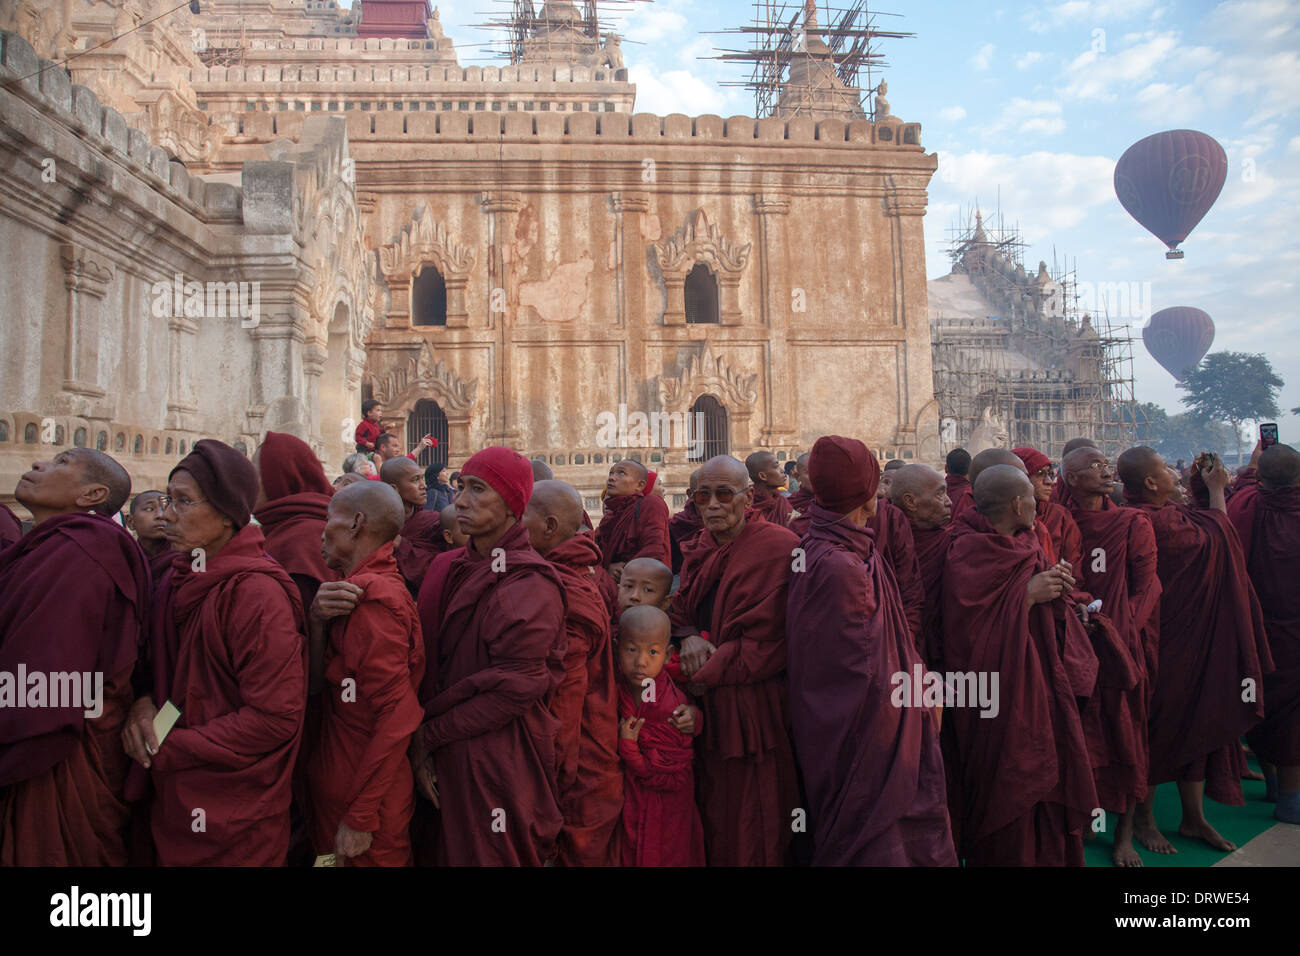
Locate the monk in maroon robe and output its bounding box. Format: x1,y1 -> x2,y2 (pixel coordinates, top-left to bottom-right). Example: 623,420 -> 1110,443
1015,446 -> 1083,572
1,449 -> 145,865
522,480 -> 623,866
122,440 -> 307,866
1228,443 -> 1300,823
1061,447 -> 1161,866
1117,446 -> 1272,854
668,468 -> 704,574
126,490 -> 173,582
383,457 -> 444,597
786,436 -> 956,865
945,448 -> 974,520
787,453 -> 814,518
890,465 -> 953,669
746,450 -> 794,527
942,465 -> 1097,865
671,455 -> 800,866
306,481 -> 425,865
0,501 -> 22,549
253,431 -> 339,613
1049,438 -> 1100,506
595,460 -> 671,581
617,605 -> 705,866
412,447 -> 566,866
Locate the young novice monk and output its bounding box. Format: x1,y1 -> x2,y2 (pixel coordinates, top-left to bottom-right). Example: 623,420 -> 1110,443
615,558 -> 696,731
617,605 -> 705,867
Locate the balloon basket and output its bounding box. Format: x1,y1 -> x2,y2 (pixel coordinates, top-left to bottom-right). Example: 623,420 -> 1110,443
1165,250 -> 1185,260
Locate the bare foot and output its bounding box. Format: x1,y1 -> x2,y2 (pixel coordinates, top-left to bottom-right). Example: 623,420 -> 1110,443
1178,819 -> 1236,852
1242,767 -> 1265,781
1134,822 -> 1177,854
1112,841 -> 1144,867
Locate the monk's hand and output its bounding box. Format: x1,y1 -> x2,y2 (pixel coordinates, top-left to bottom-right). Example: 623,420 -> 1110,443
1076,602 -> 1090,624
1248,439 -> 1263,470
311,581 -> 364,623
1054,560 -> 1076,591
335,822 -> 373,860
608,562 -> 626,584
669,704 -> 698,736
679,634 -> 714,678
619,716 -> 645,741
409,731 -> 439,807
1203,454 -> 1230,491
1027,569 -> 1065,606
122,696 -> 160,768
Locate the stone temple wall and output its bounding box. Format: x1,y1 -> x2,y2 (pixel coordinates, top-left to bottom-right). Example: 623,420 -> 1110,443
0,30 -> 371,507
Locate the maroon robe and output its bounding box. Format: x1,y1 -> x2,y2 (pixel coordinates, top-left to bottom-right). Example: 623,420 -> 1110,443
0,502 -> 22,549
786,501 -> 956,865
0,513 -> 147,865
394,509 -> 445,597
787,487 -> 815,515
618,670 -> 705,866
670,515 -> 800,866
255,492 -> 339,612
416,521 -> 567,865
1038,500 -> 1084,573
595,492 -> 671,570
946,474 -> 973,520
546,533 -> 623,866
1067,495 -> 1162,811
668,500 -> 704,574
308,543 -> 424,866
752,487 -> 794,527
911,523 -> 951,669
149,524 -> 307,866
1131,500 -> 1272,804
1228,472 -> 1300,766
866,500 -> 926,646
942,510 -> 1098,866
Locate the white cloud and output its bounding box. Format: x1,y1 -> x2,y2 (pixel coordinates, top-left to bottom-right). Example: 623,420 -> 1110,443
1025,0 -> 1159,32
1288,136 -> 1300,154
1059,31 -> 1181,101
985,98 -> 1067,137
971,43 -> 995,71
939,106 -> 967,122
627,65 -> 737,117
623,5 -> 688,44
1016,51 -> 1045,69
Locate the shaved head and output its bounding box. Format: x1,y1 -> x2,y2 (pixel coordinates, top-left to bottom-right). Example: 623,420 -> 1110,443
333,472 -> 366,490
530,458 -> 553,481
974,464 -> 1034,520
73,448 -> 132,515
883,459 -> 906,472
687,468 -> 703,493
379,456 -> 421,484
330,480 -> 405,541
619,604 -> 672,644
1063,437 -> 1099,455
704,455 -> 750,487
890,464 -> 943,504
1062,446 -> 1105,476
1259,443 -> 1300,488
1116,445 -> 1164,494
130,489 -> 165,515
622,557 -> 673,595
745,451 -> 778,482
440,504 -> 459,535
528,480 -> 585,538
890,464 -> 949,529
968,448 -> 1026,488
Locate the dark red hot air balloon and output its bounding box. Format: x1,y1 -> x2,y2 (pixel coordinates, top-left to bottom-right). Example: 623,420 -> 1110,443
1114,130 -> 1227,260
1143,307 -> 1215,381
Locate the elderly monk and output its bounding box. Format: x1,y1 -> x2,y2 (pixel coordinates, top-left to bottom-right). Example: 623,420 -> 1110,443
1228,443 -> 1300,823
124,439 -> 307,866
521,480 -> 622,865
1015,446 -> 1083,572
745,450 -> 794,527
1061,447 -> 1161,867
1050,438 -> 1099,505
786,437 -> 956,866
413,447 -> 566,866
0,449 -> 146,865
530,459 -> 554,481
1117,446 -> 1272,854
438,503 -> 468,551
596,460 -> 671,582
945,448 -> 974,519
254,431 -> 340,614
306,481 -> 424,866
668,468 -> 705,575
943,465 -> 1097,866
126,490 -> 173,582
890,465 -> 952,668
382,457 -> 444,597
671,455 -> 800,866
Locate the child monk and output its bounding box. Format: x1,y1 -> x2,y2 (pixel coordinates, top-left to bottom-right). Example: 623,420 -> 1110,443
615,558 -> 696,734
617,605 -> 705,867
126,489 -> 173,581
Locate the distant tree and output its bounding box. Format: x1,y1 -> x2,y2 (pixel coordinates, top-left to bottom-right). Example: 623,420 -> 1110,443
1151,413 -> 1237,464
1178,352 -> 1283,464
1127,401 -> 1167,444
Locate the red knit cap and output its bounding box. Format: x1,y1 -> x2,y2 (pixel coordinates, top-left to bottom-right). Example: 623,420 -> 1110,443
461,446 -> 533,518
1012,446 -> 1052,475
809,435 -> 880,514
258,431 -> 333,500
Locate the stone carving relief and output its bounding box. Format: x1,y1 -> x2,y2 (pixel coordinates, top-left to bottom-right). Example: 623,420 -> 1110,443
653,209 -> 751,325
369,340 -> 477,417
378,205 -> 475,327
658,341 -> 759,414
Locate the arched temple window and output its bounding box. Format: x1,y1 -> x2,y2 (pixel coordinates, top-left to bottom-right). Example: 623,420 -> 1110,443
411,264 -> 447,327
688,395 -> 729,462
684,263 -> 720,325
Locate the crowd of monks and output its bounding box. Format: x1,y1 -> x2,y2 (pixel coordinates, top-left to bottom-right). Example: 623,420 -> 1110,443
0,424 -> 1296,867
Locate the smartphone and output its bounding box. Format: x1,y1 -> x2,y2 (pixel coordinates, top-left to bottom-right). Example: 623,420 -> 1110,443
1260,423 -> 1279,449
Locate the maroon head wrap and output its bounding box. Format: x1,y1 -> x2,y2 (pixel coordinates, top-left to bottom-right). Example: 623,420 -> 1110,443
1013,446 -> 1052,475
257,431 -> 333,500
170,439 -> 259,529
810,436 -> 880,514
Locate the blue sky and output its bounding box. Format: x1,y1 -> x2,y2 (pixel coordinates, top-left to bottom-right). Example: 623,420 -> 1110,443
354,0 -> 1299,437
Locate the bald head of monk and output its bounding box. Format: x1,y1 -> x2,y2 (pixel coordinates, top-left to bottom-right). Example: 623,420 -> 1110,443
440,503 -> 468,549
696,455 -> 753,544
530,459 -> 554,482
1063,437 -> 1099,456
793,453 -> 813,494
878,458 -> 907,499
974,464 -> 1038,535
946,448 -> 972,477
15,448 -> 131,526
521,479 -> 586,556
745,450 -> 786,493
321,480 -> 406,576
1259,443 -> 1300,490
1062,447 -> 1115,509
333,472 -> 366,490
890,464 -> 950,530
618,556 -> 674,612
1116,445 -> 1178,506
381,456 -> 426,516
606,459 -> 647,500
616,604 -> 673,691
686,467 -> 703,497
967,448 -> 1027,489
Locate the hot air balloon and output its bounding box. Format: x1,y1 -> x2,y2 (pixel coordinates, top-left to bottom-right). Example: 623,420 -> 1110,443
1114,130 -> 1227,260
1143,307 -> 1215,381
